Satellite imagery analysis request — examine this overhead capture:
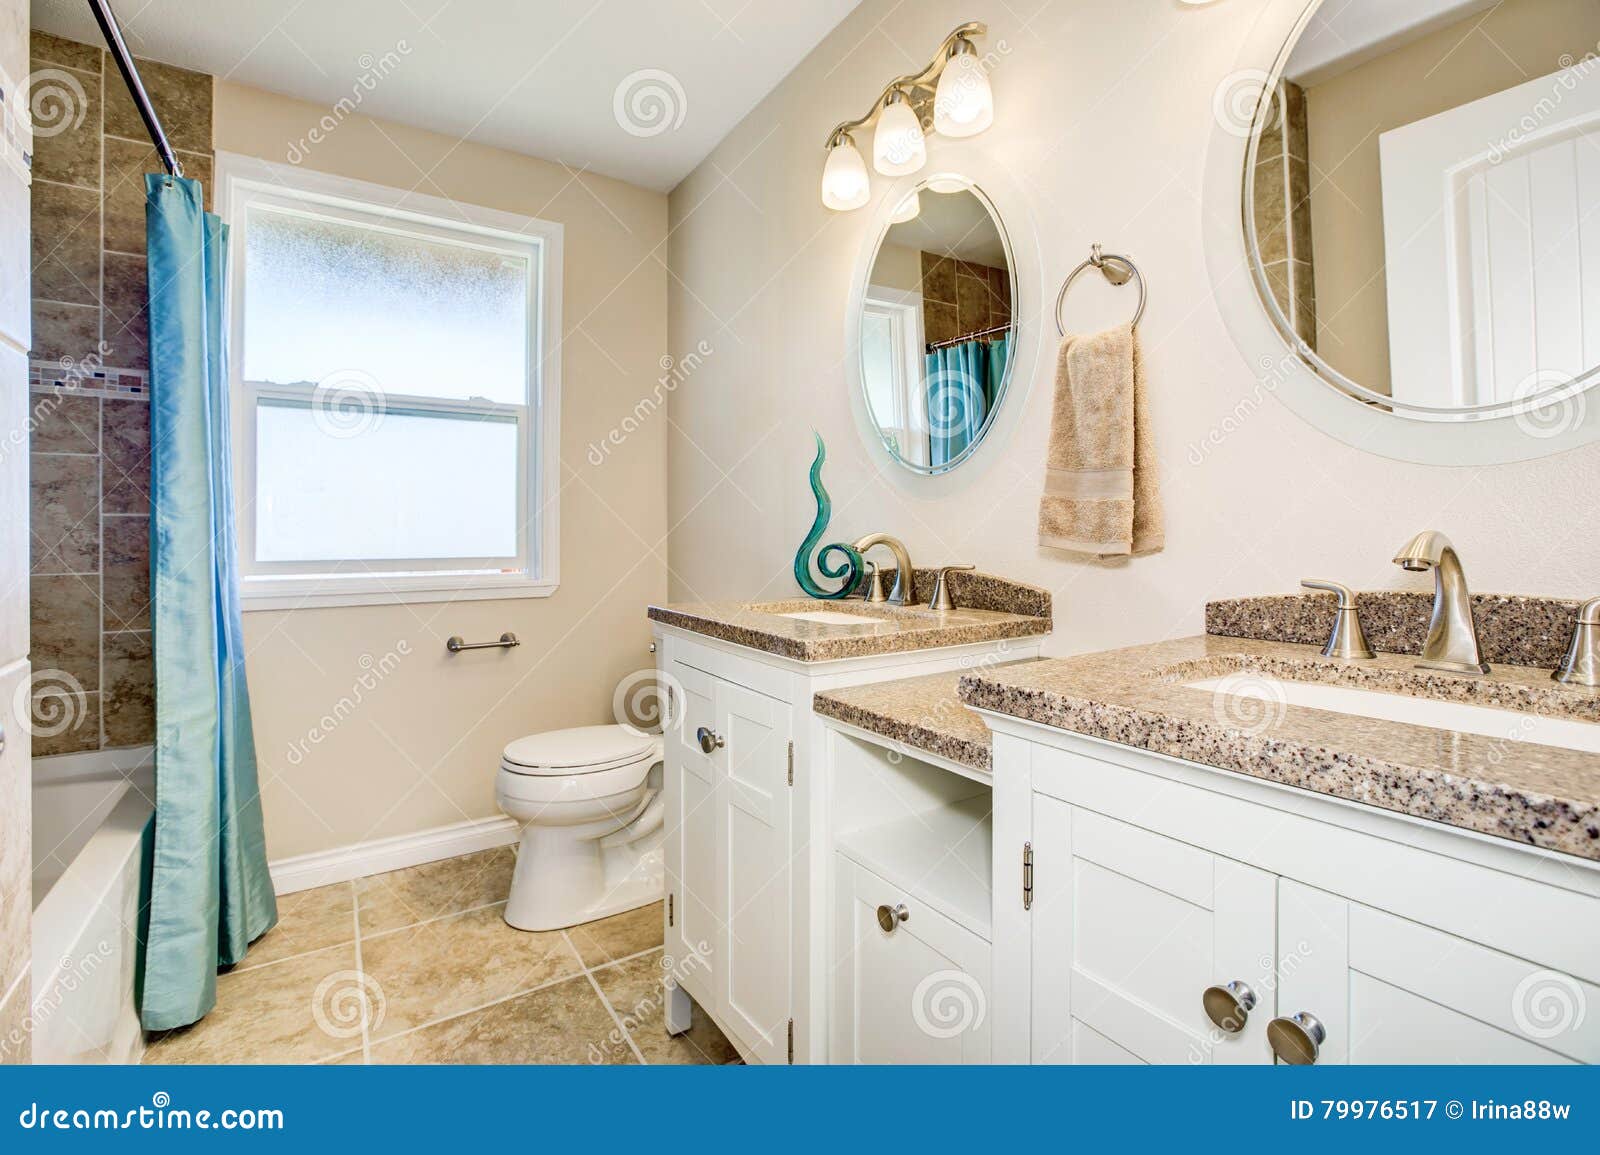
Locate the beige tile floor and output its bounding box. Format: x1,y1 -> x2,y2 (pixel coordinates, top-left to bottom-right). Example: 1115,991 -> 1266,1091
144,847 -> 739,1065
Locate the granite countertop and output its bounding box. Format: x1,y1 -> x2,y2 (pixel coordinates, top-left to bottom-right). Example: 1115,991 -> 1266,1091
957,635 -> 1600,861
648,571 -> 1051,663
813,670 -> 996,772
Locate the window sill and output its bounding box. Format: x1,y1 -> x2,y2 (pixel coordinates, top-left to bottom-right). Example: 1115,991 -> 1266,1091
239,574 -> 559,612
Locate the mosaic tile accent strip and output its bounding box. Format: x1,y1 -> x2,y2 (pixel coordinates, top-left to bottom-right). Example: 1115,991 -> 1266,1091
29,358 -> 149,397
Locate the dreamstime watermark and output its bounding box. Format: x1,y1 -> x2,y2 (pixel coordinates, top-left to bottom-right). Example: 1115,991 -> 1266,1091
286,42 -> 413,164
285,642 -> 412,766
0,941 -> 115,1061
612,69 -> 687,138
311,368 -> 386,440
1186,350 -> 1301,466
912,970 -> 987,1041
931,38 -> 1011,130
1510,970 -> 1586,1040
612,666 -> 685,739
311,970 -> 386,1040
25,68 -> 88,139
1511,369 -> 1588,441
1208,669 -> 1288,738
587,941 -> 713,1062
12,669 -> 87,740
1213,69 -> 1281,140
1186,940 -> 1312,1063
1486,45 -> 1600,165
2,343 -> 115,468
587,341 -> 713,465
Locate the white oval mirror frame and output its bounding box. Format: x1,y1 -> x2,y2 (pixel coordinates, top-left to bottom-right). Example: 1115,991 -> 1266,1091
846,173 -> 1024,477
1203,0 -> 1600,466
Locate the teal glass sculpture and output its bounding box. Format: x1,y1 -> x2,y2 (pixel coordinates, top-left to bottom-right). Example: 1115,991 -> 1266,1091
793,433 -> 863,600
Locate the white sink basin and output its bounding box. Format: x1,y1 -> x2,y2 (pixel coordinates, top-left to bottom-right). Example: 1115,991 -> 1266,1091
778,610 -> 888,626
1189,675 -> 1600,754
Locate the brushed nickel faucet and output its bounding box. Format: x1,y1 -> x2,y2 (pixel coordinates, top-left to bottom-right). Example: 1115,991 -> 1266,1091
1300,579 -> 1374,660
1553,596 -> 1600,687
1392,531 -> 1489,676
850,533 -> 918,606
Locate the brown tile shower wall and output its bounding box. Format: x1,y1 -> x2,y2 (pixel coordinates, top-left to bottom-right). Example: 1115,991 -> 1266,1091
27,30 -> 213,755
918,250 -> 1011,347
1253,79 -> 1316,351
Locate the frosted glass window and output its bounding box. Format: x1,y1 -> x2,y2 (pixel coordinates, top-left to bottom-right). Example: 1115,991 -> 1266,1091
255,401 -> 519,563
243,206 -> 531,404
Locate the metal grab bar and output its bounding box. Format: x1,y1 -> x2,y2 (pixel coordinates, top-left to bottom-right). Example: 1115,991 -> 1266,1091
445,632 -> 520,653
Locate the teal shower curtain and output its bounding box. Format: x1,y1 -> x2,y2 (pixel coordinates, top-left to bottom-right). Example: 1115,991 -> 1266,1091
142,174 -> 277,1031
925,335 -> 1009,466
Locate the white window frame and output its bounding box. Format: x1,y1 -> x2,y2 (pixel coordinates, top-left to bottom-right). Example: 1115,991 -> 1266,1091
862,285 -> 928,466
216,153 -> 562,610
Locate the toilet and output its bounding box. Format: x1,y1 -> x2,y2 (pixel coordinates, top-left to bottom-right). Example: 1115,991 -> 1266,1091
495,725 -> 665,932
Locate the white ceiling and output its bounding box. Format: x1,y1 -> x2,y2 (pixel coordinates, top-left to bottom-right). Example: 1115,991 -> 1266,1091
33,0 -> 864,191
1287,0 -> 1497,87
886,189 -> 1008,268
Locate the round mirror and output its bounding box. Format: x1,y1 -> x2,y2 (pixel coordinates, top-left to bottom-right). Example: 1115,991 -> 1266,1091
857,177 -> 1017,474
1243,0 -> 1600,424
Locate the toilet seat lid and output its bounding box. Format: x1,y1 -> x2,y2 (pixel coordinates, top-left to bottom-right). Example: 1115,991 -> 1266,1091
501,725 -> 657,775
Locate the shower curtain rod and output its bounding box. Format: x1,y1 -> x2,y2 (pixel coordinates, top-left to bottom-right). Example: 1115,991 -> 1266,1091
88,0 -> 184,178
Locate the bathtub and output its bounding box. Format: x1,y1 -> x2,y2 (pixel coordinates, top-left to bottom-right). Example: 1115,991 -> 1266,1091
29,747 -> 154,1065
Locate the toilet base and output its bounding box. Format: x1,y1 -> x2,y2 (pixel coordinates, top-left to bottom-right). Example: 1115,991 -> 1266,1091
503,823 -> 664,932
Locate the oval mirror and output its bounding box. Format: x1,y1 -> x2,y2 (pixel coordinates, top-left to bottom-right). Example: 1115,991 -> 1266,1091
857,177 -> 1017,474
1243,0 -> 1600,425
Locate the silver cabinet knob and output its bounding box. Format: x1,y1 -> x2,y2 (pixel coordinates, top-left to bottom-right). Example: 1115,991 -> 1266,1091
875,903 -> 910,933
1267,1012 -> 1326,1065
695,726 -> 724,754
1201,980 -> 1257,1034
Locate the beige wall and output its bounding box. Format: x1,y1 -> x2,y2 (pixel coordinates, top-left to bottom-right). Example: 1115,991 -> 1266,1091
666,0 -> 1600,658
214,83 -> 668,861
868,242 -> 921,293
1304,0 -> 1600,392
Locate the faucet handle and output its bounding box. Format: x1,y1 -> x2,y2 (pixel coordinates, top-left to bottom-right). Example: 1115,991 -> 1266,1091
1300,578 -> 1359,609
930,565 -> 975,612
860,561 -> 888,603
1301,579 -> 1374,660
1554,596 -> 1600,687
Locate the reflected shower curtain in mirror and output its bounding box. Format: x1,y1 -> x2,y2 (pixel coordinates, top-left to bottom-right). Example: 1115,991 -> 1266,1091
142,175 -> 278,1031
926,336 -> 1007,467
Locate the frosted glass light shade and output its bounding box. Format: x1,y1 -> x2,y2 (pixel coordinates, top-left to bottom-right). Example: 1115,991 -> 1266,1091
873,98 -> 926,176
890,191 -> 920,223
934,51 -> 993,137
821,138 -> 870,211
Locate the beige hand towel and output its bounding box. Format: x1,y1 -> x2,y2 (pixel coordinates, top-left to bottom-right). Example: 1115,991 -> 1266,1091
1037,323 -> 1163,558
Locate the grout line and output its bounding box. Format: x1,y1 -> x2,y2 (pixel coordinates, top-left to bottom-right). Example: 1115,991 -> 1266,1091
364,967 -> 592,1052
356,897 -> 511,944
352,882 -> 370,1066
584,967 -> 646,1066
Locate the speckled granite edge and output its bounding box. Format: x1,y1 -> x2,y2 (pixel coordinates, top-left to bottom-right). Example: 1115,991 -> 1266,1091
813,671 -> 995,772
1206,592 -> 1581,669
959,636 -> 1600,861
647,602 -> 1050,662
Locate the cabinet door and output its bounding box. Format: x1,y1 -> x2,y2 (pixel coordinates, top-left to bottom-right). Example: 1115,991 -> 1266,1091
1030,795 -> 1277,1064
834,858 -> 990,1064
1278,880 -> 1600,1065
713,679 -> 793,1064
662,659 -> 719,1008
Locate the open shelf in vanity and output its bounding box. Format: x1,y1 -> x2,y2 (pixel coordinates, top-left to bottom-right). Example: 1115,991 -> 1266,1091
821,722 -> 996,1064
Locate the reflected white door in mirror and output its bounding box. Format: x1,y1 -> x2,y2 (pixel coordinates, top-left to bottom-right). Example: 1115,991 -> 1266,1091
1206,0 -> 1600,463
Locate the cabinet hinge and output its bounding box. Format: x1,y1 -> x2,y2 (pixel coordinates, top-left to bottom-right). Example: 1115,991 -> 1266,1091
787,1018 -> 795,1064
1022,841 -> 1034,911
787,740 -> 794,787
668,892 -> 674,927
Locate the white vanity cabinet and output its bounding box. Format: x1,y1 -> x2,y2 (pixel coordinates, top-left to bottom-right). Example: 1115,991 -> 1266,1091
987,725 -> 1600,1067
654,624 -> 1040,1064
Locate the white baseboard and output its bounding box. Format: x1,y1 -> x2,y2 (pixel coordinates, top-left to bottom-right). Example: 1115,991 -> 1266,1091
268,815 -> 520,895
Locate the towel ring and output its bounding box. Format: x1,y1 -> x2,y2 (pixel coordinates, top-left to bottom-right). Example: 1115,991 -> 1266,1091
1055,243 -> 1146,335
